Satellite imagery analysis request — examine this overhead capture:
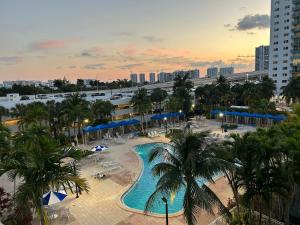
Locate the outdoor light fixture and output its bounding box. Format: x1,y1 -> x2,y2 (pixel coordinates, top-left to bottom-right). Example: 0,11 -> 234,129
161,197 -> 169,225
219,113 -> 224,133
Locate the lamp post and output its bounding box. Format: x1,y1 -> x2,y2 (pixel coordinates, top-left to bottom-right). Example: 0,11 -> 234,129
164,117 -> 168,134
73,161 -> 79,198
219,112 -> 224,133
162,197 -> 169,225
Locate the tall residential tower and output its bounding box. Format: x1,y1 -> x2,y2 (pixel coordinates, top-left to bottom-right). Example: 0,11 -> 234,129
269,0 -> 293,94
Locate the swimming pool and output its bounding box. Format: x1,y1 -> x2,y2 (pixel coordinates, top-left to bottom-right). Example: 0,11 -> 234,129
122,143 -> 206,215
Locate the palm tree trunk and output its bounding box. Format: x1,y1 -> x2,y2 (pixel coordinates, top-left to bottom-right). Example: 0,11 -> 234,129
225,172 -> 241,222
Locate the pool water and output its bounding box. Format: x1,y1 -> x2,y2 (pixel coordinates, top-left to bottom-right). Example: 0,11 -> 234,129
122,143 -> 206,214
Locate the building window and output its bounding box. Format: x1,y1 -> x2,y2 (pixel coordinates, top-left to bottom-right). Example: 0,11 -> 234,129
283,67 -> 288,70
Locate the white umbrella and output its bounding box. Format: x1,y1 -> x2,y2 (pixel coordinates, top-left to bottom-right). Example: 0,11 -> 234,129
42,191 -> 67,205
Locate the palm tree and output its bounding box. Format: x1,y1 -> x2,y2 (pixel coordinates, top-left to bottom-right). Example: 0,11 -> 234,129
10,104 -> 27,131
145,131 -> 230,225
62,93 -> 92,138
150,88 -> 168,114
0,106 -> 9,123
90,99 -> 115,122
130,88 -> 152,133
281,76 -> 300,104
173,74 -> 194,119
0,123 -> 11,160
0,124 -> 89,224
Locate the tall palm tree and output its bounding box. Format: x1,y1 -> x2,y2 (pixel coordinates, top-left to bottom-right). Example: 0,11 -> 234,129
145,131 -> 230,225
173,74 -> 194,119
0,124 -> 89,225
130,88 -> 152,133
150,88 -> 168,114
62,93 -> 92,138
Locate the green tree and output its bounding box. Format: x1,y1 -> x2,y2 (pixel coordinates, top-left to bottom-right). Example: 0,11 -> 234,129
173,74 -> 193,118
150,88 -> 168,114
145,131 -> 230,225
0,125 -> 89,225
62,93 -> 92,138
90,100 -> 115,122
0,106 -> 9,123
281,76 -> 300,104
130,88 -> 152,133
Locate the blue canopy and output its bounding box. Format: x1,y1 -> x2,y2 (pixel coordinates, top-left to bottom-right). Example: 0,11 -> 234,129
151,112 -> 183,120
83,119 -> 140,133
210,110 -> 287,121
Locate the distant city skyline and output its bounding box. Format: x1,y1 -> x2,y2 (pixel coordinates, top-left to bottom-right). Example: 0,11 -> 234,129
0,0 -> 270,82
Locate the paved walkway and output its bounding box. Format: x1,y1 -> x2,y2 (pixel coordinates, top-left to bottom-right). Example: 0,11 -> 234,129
44,133 -> 233,225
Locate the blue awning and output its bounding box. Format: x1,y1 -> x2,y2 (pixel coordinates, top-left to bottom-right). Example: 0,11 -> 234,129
151,112 -> 183,120
83,119 -> 140,133
210,110 -> 286,121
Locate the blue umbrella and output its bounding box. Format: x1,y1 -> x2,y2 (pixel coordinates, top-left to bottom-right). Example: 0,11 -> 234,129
42,191 -> 67,205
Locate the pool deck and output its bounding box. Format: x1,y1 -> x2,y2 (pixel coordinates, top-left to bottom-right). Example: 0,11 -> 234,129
1,119 -> 255,225
48,134 -> 234,225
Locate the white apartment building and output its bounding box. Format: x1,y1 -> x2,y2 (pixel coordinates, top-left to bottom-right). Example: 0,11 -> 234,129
269,0 -> 293,94
207,67 -> 218,78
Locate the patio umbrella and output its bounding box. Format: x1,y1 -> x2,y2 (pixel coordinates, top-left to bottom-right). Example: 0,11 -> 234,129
42,191 -> 67,206
91,145 -> 109,152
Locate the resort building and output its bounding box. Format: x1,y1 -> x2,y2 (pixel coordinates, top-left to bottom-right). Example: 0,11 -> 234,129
207,67 -> 218,78
269,0 -> 293,94
255,45 -> 269,71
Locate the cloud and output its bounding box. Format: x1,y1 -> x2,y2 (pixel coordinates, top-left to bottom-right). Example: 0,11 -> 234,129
235,14 -> 270,31
0,56 -> 23,65
240,6 -> 247,11
224,24 -> 231,28
30,40 -> 67,50
143,35 -> 165,43
118,63 -> 144,70
83,63 -> 105,70
69,65 -> 76,69
247,32 -> 256,35
77,47 -> 104,58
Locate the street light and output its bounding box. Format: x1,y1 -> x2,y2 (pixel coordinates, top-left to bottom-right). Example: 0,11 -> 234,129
162,197 -> 169,225
219,112 -> 224,133
164,117 -> 168,134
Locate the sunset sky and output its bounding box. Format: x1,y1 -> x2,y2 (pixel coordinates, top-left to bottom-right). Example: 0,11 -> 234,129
0,0 -> 270,82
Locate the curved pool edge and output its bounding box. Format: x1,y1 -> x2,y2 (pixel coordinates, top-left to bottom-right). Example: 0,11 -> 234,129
118,142 -> 184,218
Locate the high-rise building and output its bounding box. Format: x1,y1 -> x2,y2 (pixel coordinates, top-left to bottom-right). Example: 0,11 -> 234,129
269,0 -> 293,94
130,73 -> 138,83
292,0 -> 300,77
157,72 -> 166,82
149,73 -> 156,83
189,69 -> 200,79
207,67 -> 218,78
139,73 -> 146,84
220,67 -> 234,76
255,45 -> 269,71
